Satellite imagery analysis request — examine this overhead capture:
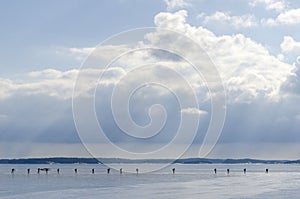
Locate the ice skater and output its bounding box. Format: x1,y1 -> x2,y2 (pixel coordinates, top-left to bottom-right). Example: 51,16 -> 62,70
172,168 -> 175,174
243,168 -> 246,174
136,168 -> 139,174
107,168 -> 110,174
92,168 -> 95,174
11,168 -> 15,174
227,169 -> 230,174
266,168 -> 269,173
74,168 -> 78,174
27,168 -> 30,175
120,168 -> 123,174
214,168 -> 217,174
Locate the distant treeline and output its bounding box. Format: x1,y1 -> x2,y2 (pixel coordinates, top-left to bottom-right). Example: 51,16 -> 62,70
174,158 -> 300,164
0,157 -> 299,164
0,158 -> 99,164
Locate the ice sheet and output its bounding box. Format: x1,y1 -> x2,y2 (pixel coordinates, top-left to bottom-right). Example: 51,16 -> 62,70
0,164 -> 299,198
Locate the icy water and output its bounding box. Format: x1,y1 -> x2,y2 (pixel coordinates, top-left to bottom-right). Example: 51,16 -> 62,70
0,164 -> 300,198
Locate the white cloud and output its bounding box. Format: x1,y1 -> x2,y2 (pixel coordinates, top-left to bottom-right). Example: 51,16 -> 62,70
276,8 -> 300,24
203,11 -> 258,28
28,69 -> 69,79
0,67 -> 130,100
155,10 -> 188,30
56,47 -> 95,61
181,107 -> 208,115
0,69 -> 78,100
249,0 -> 287,12
69,47 -> 95,55
280,36 -> 300,53
0,79 -> 16,99
69,47 -> 95,60
154,10 -> 295,103
277,53 -> 285,61
262,8 -> 300,26
280,36 -> 300,63
163,0 -> 189,10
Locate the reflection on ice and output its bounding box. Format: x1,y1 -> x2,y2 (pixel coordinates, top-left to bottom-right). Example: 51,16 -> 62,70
0,164 -> 299,198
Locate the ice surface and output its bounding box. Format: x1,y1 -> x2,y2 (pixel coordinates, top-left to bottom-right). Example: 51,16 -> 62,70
0,164 -> 299,198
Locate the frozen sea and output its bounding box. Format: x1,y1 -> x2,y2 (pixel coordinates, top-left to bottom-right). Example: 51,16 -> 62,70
0,164 -> 300,198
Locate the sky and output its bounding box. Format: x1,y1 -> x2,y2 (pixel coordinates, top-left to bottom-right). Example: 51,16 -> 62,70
0,0 -> 300,159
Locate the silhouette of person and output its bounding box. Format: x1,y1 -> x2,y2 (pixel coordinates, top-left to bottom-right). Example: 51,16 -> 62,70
214,168 -> 217,174
172,168 -> 175,174
227,169 -> 230,174
45,168 -> 49,174
136,168 -> 139,174
244,168 -> 246,174
92,168 -> 95,174
37,168 -> 40,174
27,168 -> 30,175
57,168 -> 60,174
266,169 -> 269,173
11,168 -> 15,174
107,168 -> 110,174
74,168 -> 78,174
120,168 -> 123,174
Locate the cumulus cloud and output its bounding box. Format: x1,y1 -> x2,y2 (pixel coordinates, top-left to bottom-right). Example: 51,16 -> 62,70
203,11 -> 258,28
163,0 -> 189,10
279,36 -> 300,64
155,10 -> 188,30
155,10 -> 295,103
280,36 -> 300,53
249,0 -> 287,12
249,0 -> 300,26
262,8 -> 300,26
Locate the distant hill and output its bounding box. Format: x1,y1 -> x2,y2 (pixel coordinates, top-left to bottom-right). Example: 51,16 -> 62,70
174,158 -> 221,164
222,158 -> 287,164
174,158 -> 288,164
0,157 -> 297,164
284,160 -> 300,164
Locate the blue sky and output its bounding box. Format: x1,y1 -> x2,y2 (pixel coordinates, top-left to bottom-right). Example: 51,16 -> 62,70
0,0 -> 300,159
0,0 -> 165,75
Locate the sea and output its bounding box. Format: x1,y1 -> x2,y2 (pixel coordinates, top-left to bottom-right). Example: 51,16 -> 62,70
0,164 -> 299,198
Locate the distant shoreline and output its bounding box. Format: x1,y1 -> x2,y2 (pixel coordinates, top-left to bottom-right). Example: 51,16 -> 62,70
0,157 -> 299,164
